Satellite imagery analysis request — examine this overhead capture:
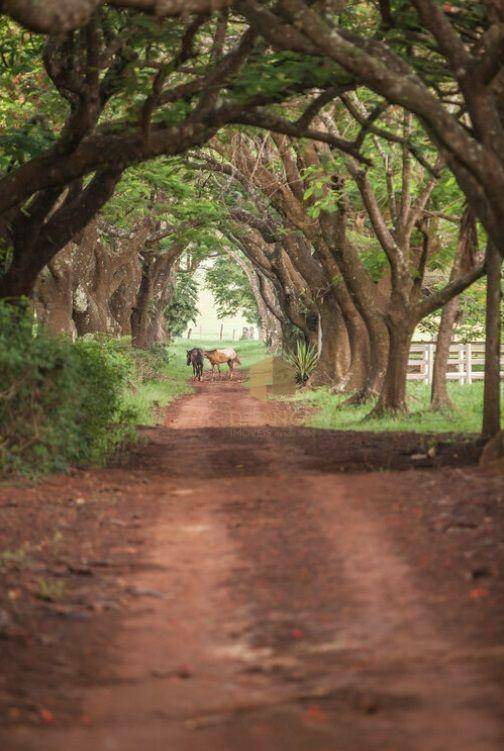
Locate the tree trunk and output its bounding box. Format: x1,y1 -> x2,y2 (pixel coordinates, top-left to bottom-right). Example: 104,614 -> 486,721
145,270 -> 176,347
312,301 -> 349,385
431,206 -> 478,410
482,241 -> 502,439
130,264 -> 151,348
32,245 -> 76,338
370,320 -> 414,416
338,311 -> 370,395
109,266 -> 142,336
264,311 -> 283,352
344,314 -> 388,404
430,298 -> 460,410
131,246 -> 181,349
72,228 -> 117,336
480,430 -> 504,468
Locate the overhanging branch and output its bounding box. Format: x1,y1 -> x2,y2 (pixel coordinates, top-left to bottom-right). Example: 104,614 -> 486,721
0,0 -> 234,34
231,110 -> 372,165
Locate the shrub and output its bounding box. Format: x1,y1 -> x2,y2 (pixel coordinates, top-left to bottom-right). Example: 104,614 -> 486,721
129,343 -> 171,383
102,338 -> 171,383
285,339 -> 319,385
0,303 -> 136,476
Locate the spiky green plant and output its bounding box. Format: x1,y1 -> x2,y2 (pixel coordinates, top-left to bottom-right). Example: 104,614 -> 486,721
285,340 -> 319,385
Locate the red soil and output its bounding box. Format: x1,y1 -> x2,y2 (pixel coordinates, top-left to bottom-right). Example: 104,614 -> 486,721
1,374 -> 503,750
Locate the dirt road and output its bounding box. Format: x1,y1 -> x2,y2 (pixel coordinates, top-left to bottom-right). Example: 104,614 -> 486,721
2,376 -> 504,750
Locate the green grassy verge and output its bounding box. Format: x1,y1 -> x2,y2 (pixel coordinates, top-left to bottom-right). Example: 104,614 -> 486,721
122,345 -> 193,425
283,381 -> 502,434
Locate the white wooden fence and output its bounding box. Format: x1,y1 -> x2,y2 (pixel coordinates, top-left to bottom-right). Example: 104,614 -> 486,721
408,342 -> 504,384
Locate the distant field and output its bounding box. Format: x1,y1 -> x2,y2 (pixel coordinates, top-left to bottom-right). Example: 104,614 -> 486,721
188,273 -> 254,340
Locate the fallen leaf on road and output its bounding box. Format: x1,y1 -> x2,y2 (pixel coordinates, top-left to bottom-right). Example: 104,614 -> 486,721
304,705 -> 327,723
39,708 -> 54,724
469,587 -> 489,600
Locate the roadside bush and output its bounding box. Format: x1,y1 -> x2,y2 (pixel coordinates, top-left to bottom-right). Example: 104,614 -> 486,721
285,339 -> 319,385
0,303 -> 136,476
98,337 -> 171,383
121,341 -> 171,383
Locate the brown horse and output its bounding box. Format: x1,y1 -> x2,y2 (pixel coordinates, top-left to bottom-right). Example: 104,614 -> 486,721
203,348 -> 241,380
186,348 -> 204,381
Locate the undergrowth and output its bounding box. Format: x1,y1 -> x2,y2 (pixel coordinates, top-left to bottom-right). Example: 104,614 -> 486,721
122,340 -> 193,425
0,304 -> 137,476
0,319 -> 270,478
286,382 -> 502,434
0,309 -> 186,476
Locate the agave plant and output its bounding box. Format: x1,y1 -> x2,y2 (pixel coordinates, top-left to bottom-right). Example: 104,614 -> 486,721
285,340 -> 319,385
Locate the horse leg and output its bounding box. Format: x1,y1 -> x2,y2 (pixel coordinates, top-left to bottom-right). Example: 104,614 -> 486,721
228,360 -> 233,380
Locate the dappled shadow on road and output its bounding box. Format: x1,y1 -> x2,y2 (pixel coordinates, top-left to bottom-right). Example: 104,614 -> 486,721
127,424 -> 481,478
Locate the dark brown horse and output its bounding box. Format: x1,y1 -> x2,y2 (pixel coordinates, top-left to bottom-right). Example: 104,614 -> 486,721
186,348 -> 204,381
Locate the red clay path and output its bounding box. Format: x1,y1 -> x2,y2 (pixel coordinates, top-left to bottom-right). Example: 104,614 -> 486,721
1,375 -> 504,750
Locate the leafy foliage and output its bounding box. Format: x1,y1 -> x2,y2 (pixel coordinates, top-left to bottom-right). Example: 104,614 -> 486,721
205,256 -> 259,323
164,272 -> 199,337
0,303 -> 136,476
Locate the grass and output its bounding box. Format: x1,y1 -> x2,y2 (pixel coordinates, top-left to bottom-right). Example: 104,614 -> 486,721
0,546 -> 32,571
124,338 -> 267,425
124,338 -> 495,436
123,348 -> 191,425
284,381 -> 502,434
36,578 -> 67,602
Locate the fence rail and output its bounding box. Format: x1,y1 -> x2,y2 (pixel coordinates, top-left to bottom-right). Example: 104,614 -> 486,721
407,342 -> 504,384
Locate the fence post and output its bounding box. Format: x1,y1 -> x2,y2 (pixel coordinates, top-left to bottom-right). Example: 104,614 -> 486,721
422,344 -> 429,384
219,323 -> 223,341
427,343 -> 435,385
465,342 -> 472,384
458,343 -> 465,384
421,344 -> 427,384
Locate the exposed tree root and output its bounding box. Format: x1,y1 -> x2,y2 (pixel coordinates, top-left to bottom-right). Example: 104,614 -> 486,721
480,431 -> 504,470
341,387 -> 378,407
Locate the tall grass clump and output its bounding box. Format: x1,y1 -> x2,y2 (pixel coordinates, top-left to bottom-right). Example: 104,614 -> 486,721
285,340 -> 319,385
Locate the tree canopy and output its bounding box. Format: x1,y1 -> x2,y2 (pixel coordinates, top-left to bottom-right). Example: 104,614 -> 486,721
0,0 -> 501,439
